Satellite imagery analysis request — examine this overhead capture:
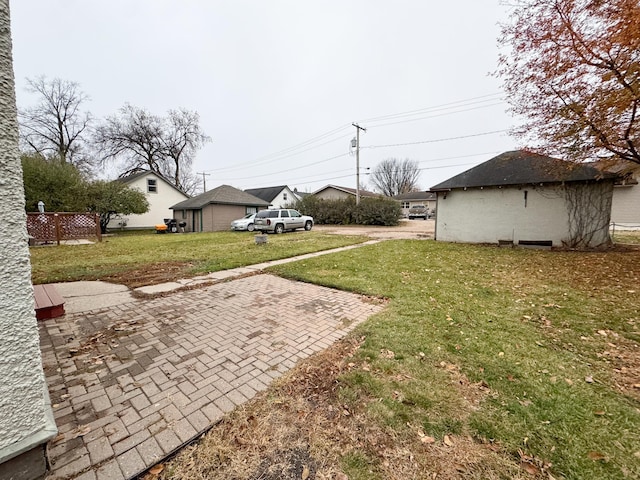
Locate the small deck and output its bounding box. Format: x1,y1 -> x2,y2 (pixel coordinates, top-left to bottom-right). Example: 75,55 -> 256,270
34,284 -> 65,320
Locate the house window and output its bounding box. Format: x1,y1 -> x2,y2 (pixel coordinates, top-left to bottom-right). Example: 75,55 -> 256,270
283,193 -> 288,201
402,202 -> 410,209
246,206 -> 257,215
147,179 -> 157,193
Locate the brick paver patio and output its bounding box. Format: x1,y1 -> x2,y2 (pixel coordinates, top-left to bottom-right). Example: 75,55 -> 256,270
39,274 -> 383,480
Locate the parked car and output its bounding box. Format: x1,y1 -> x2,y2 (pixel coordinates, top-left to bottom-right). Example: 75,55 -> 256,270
254,209 -> 313,234
230,213 -> 257,232
408,204 -> 428,220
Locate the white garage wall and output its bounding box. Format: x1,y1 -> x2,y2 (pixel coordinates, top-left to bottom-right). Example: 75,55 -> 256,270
435,186 -> 571,246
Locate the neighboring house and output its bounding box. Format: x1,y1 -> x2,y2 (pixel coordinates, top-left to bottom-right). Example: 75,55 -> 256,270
244,185 -> 300,208
107,171 -> 189,230
431,150 -> 617,248
171,184 -> 269,232
393,191 -> 437,217
0,7 -> 57,478
312,184 -> 380,201
602,161 -> 640,230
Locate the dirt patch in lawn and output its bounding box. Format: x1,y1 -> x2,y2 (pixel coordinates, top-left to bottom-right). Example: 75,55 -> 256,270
101,262 -> 196,288
156,337 -> 543,480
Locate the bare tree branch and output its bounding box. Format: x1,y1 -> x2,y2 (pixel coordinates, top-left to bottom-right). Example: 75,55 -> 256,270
93,104 -> 211,194
370,158 -> 420,196
18,76 -> 93,169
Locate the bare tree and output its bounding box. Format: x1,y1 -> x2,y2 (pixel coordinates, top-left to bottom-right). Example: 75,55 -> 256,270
162,108 -> 210,191
94,104 -> 210,194
18,76 -> 93,168
370,158 -> 420,196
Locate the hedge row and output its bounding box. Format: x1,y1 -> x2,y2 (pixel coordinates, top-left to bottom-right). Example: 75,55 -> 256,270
291,195 -> 402,226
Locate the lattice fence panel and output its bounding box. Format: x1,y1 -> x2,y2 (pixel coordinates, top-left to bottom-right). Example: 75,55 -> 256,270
58,213 -> 99,239
27,213 -> 101,244
26,214 -> 57,242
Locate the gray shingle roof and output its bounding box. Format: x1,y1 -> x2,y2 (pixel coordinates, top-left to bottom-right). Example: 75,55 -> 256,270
431,151 -> 615,191
244,185 -> 288,203
170,185 -> 269,209
393,191 -> 436,201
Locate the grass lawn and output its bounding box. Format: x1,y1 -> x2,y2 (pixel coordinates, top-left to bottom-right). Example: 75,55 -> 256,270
29,231 -> 368,286
161,240 -> 640,480
612,230 -> 640,245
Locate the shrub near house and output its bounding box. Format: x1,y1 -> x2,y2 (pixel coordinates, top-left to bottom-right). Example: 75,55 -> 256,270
293,195 -> 401,226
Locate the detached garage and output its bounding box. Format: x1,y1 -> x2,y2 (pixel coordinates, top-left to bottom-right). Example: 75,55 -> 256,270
171,185 -> 268,232
431,151 -> 616,249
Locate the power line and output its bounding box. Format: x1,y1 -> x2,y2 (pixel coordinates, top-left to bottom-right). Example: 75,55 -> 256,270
237,151 -> 498,189
365,101 -> 506,128
363,129 -> 508,149
199,93 -> 506,174
358,93 -> 503,124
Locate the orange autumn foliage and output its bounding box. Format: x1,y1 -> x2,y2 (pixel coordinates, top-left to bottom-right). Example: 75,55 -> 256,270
497,0 -> 640,165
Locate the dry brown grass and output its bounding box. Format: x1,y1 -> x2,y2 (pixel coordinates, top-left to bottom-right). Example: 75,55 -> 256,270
154,337 -> 546,480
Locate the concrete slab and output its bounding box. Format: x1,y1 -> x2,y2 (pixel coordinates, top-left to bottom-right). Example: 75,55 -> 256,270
53,281 -> 137,314
134,282 -> 183,295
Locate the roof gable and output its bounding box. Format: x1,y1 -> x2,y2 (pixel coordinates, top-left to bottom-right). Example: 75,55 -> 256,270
116,170 -> 189,197
393,191 -> 436,201
244,185 -> 290,203
170,185 -> 269,209
312,184 -> 379,197
431,151 -> 615,191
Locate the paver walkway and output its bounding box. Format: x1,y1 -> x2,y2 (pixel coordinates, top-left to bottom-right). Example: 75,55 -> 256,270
40,274 -> 383,479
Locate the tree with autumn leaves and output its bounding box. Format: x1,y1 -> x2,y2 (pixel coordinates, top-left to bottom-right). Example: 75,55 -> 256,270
497,0 -> 640,166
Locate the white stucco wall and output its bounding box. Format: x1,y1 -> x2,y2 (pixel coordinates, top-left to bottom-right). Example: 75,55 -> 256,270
611,176 -> 640,229
0,0 -> 56,460
107,173 -> 188,229
435,184 -> 611,247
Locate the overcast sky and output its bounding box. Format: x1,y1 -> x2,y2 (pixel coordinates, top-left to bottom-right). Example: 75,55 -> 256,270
10,0 -> 520,194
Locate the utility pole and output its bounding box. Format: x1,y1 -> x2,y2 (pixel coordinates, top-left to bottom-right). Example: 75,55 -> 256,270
197,172 -> 211,192
352,122 -> 366,205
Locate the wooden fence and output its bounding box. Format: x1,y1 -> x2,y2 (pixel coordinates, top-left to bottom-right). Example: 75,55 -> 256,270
26,213 -> 102,245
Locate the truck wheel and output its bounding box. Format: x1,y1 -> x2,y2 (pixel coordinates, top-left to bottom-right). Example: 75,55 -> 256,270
274,223 -> 284,234
304,221 -> 313,231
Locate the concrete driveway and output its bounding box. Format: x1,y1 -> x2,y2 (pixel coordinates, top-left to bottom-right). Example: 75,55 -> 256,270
314,218 -> 434,239
40,274 -> 383,480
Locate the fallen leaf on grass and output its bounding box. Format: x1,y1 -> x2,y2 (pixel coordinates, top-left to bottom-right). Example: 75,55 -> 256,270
594,410 -> 606,416
443,435 -> 454,446
420,435 -> 436,444
520,461 -> 540,475
302,465 -> 310,480
587,451 -> 606,461
585,375 -> 594,384
380,349 -> 395,359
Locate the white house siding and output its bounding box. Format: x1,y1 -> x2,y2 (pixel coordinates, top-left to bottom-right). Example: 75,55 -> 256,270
435,185 -> 610,247
314,187 -> 352,201
0,0 -> 56,468
108,173 -> 188,229
611,183 -> 640,230
270,187 -> 299,208
400,199 -> 437,218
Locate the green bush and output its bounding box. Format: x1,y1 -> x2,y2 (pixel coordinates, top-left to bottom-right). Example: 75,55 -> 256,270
293,195 -> 401,226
